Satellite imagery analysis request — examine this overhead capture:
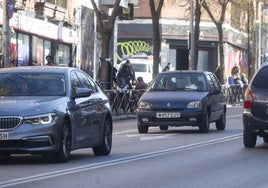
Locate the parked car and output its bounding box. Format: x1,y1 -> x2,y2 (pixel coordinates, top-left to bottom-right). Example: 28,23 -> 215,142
136,70 -> 226,133
243,64 -> 268,147
0,66 -> 113,162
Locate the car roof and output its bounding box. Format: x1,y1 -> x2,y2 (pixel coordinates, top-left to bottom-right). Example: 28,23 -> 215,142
158,70 -> 211,75
0,66 -> 79,74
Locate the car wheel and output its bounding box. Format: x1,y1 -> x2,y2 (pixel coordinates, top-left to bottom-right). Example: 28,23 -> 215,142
243,131 -> 257,148
93,118 -> 112,156
54,121 -> 72,163
216,109 -> 226,130
199,113 -> 210,133
159,126 -> 169,131
138,123 -> 148,134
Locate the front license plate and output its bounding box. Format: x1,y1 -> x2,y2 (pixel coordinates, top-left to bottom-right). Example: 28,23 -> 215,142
0,132 -> 9,140
156,112 -> 180,118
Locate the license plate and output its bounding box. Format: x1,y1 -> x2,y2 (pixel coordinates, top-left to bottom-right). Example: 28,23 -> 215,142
156,112 -> 180,118
0,132 -> 9,140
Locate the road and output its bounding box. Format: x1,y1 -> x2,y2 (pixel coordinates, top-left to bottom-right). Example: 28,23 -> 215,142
1,106 -> 268,188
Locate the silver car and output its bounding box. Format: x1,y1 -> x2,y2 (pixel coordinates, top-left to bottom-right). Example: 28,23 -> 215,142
0,66 -> 113,162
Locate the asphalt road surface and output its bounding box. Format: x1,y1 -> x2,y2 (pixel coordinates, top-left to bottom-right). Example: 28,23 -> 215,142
1,106 -> 268,188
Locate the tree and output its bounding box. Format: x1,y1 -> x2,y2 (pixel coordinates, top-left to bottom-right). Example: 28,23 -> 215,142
90,0 -> 122,90
193,0 -> 202,70
202,0 -> 229,84
149,0 -> 164,78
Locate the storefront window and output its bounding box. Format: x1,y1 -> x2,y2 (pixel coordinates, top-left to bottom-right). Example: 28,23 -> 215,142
32,36 -> 44,66
17,33 -> 29,66
56,44 -> 70,67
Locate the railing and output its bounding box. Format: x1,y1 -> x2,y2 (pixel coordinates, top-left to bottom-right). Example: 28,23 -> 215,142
104,89 -> 145,115
103,85 -> 246,115
223,84 -> 248,106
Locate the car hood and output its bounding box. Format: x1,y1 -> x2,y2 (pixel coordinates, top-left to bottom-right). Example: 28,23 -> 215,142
140,91 -> 208,108
0,96 -> 68,116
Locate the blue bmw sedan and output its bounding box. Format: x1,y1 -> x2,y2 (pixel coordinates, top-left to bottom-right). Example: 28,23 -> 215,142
0,66 -> 113,162
136,70 -> 226,133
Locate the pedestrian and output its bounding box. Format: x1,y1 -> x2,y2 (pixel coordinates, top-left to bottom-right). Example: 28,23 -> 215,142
45,55 -> 54,66
117,59 -> 135,89
240,73 -> 248,85
135,76 -> 148,90
162,63 -> 170,72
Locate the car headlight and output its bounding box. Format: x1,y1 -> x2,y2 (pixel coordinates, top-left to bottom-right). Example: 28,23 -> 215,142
23,113 -> 58,125
138,101 -> 151,109
187,101 -> 202,109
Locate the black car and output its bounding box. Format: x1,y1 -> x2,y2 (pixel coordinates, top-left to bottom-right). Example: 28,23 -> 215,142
136,70 -> 226,133
243,64 -> 268,147
0,67 -> 113,162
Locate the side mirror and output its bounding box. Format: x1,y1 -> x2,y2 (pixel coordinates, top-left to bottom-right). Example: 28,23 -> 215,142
210,89 -> 221,95
74,87 -> 92,98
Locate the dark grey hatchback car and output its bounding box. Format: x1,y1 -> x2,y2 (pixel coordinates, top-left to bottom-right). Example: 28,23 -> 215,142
0,67 -> 113,162
137,70 -> 226,133
243,64 -> 268,148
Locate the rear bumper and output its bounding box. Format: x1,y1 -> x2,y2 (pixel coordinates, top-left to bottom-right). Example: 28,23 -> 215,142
243,111 -> 268,133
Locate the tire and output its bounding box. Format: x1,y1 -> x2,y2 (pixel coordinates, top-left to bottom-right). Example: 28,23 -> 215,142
54,121 -> 72,163
243,131 -> 257,148
138,122 -> 148,134
93,118 -> 112,156
199,113 -> 210,133
216,109 -> 226,130
159,126 -> 169,131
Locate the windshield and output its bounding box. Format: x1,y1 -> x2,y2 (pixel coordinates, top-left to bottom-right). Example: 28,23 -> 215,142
0,73 -> 66,96
131,63 -> 147,72
149,73 -> 207,92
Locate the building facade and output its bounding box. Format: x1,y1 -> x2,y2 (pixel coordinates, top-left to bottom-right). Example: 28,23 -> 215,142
115,0 -> 266,82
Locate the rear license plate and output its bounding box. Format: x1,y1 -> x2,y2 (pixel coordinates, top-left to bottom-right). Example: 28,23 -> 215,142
0,132 -> 9,140
156,112 -> 180,118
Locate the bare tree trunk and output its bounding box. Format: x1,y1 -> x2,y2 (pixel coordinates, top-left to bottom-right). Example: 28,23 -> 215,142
149,0 -> 164,79
202,0 -> 229,84
90,0 -> 121,90
193,0 -> 201,70
217,25 -> 225,84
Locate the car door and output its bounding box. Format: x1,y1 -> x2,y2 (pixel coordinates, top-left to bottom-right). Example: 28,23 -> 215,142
207,73 -> 226,121
69,71 -> 99,146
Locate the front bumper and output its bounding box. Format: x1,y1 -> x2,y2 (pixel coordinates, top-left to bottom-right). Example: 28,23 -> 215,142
0,123 -> 61,154
137,110 -> 206,127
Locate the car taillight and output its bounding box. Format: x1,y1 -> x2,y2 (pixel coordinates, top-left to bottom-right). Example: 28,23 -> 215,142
243,88 -> 253,109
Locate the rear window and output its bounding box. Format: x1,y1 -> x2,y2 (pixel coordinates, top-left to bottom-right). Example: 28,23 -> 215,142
252,67 -> 268,89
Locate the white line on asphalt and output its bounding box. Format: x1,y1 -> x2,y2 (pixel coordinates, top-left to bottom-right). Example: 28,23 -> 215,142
0,133 -> 242,188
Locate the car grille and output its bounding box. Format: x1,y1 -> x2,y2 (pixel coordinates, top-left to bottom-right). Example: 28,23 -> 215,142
0,117 -> 22,130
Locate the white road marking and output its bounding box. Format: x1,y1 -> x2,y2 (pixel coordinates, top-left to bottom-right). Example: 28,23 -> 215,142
0,134 -> 242,188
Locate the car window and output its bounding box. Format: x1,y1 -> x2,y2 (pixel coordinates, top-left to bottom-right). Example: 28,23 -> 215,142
0,73 -> 66,96
252,67 -> 268,89
75,71 -> 98,93
71,71 -> 83,94
209,73 -> 221,90
150,73 -> 206,91
206,74 -> 215,91
131,64 -> 147,72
